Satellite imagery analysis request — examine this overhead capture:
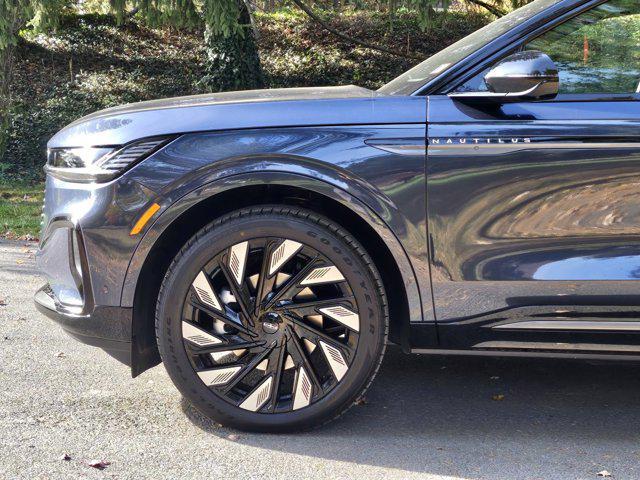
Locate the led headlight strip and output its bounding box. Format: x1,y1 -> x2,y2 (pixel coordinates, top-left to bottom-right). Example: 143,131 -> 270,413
46,136 -> 174,183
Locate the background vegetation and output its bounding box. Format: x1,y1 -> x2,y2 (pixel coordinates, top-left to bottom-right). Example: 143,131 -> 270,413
527,1 -> 640,94
2,5 -> 492,183
0,180 -> 42,239
0,0 -> 523,237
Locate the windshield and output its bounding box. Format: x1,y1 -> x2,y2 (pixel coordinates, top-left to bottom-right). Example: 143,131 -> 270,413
378,0 -> 563,95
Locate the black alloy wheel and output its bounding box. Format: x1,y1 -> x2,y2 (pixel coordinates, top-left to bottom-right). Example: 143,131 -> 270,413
156,206 -> 388,432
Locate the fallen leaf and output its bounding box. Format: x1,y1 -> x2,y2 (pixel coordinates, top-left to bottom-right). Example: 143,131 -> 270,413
55,352 -> 66,358
60,453 -> 71,461
492,394 -> 505,401
597,470 -> 612,478
88,460 -> 110,470
16,260 -> 24,265
0,299 -> 6,306
354,396 -> 368,406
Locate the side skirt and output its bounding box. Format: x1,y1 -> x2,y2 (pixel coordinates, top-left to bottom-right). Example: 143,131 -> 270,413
410,348 -> 640,362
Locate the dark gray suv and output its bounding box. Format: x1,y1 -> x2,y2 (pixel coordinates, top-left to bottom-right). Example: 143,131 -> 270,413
36,0 -> 640,431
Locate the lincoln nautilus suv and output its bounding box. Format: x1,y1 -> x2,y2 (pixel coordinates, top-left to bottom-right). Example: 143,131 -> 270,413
35,0 -> 640,431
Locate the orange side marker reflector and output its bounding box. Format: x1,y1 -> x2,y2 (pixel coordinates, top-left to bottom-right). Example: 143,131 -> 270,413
130,203 -> 161,236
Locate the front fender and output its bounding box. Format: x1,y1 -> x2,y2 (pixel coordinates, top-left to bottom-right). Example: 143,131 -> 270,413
121,170 -> 425,325
121,125 -> 433,323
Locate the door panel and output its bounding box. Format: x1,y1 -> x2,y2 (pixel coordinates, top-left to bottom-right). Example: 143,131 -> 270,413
426,96 -> 640,348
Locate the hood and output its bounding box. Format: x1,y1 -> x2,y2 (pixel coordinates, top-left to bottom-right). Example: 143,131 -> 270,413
48,85 -> 425,148
73,85 -> 373,122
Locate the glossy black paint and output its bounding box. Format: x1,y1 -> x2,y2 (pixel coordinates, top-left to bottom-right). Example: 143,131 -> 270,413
47,86 -> 425,148
37,119 -> 436,368
36,0 -> 640,373
448,50 -> 560,104
427,95 -> 640,348
124,131 -> 431,311
484,51 -> 558,96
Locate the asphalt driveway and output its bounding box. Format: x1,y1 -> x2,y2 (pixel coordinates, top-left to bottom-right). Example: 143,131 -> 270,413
1,239 -> 639,479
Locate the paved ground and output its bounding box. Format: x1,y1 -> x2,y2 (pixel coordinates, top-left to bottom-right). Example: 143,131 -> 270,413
1,239 -> 640,480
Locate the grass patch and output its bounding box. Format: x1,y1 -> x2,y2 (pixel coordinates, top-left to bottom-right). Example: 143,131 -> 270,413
0,182 -> 44,240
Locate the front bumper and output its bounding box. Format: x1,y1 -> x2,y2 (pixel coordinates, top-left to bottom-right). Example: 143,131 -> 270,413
34,285 -> 133,366
34,173 -> 156,368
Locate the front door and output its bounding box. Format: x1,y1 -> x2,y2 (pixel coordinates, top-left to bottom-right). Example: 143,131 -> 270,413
427,0 -> 640,351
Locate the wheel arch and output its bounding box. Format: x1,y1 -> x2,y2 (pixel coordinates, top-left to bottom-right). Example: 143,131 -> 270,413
126,174 -> 423,377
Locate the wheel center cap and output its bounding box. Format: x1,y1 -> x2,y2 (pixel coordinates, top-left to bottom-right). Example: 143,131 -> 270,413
261,312 -> 281,334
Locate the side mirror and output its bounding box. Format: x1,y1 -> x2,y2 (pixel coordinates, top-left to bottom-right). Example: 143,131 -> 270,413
449,50 -> 559,105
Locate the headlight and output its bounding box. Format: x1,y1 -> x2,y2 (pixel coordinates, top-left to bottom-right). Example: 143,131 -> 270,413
46,137 -> 173,183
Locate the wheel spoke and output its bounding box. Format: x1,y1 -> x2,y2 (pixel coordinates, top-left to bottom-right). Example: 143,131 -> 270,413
192,271 -> 223,311
187,339 -> 265,355
182,321 -> 223,347
197,365 -> 244,387
254,241 -> 278,314
268,239 -> 303,276
228,241 -> 248,286
188,299 -> 257,338
299,265 -> 346,286
284,312 -> 355,355
319,340 -> 349,382
218,260 -> 255,326
239,375 -> 273,412
262,256 -> 324,310
317,305 -> 359,332
220,343 -> 276,394
286,326 -> 323,394
266,340 -> 287,412
274,296 -> 356,314
292,365 -> 313,410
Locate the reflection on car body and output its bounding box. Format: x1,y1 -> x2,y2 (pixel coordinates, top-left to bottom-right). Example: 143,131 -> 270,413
35,0 -> 640,430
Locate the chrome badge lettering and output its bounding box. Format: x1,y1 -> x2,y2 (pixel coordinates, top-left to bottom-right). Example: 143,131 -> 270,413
429,137 -> 532,145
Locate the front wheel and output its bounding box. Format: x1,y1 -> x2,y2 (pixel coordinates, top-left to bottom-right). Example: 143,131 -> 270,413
155,206 -> 388,432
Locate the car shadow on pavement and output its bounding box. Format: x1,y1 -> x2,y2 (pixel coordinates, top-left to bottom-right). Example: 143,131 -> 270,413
181,346 -> 640,478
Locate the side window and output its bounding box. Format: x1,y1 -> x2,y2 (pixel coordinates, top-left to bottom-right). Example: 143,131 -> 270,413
456,0 -> 640,95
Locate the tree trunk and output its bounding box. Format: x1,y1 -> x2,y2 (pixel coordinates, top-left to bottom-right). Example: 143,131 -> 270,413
387,0 -> 395,32
199,0 -> 264,92
0,3 -> 27,161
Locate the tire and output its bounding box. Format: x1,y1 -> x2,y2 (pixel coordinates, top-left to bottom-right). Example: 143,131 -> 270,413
155,206 -> 388,432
